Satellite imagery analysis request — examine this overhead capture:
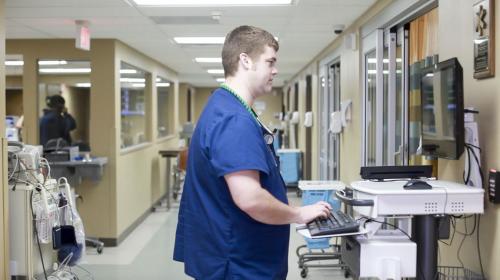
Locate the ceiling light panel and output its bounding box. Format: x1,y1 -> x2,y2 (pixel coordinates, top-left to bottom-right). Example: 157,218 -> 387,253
39,68 -> 91,74
174,37 -> 225,44
195,57 -> 222,63
133,0 -> 292,7
207,69 -> 224,74
150,16 -> 219,25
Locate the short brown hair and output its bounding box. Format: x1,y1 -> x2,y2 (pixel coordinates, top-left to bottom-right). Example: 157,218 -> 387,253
222,25 -> 279,77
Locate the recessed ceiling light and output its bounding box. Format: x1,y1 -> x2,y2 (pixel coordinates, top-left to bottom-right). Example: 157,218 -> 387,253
76,83 -> 91,88
132,83 -> 146,88
216,78 -> 225,83
157,82 -> 171,87
120,69 -> 138,74
207,69 -> 224,74
174,37 -> 225,44
38,60 -> 68,65
39,68 -> 91,74
121,78 -> 146,83
6,60 -> 24,66
195,57 -> 222,63
133,0 -> 292,6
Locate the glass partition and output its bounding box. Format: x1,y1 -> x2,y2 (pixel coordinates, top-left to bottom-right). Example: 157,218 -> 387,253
365,50 -> 377,166
120,62 -> 149,148
156,76 -> 173,138
5,55 -> 24,142
37,59 -> 91,149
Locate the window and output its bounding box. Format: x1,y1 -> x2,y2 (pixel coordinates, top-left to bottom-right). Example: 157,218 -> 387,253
120,62 -> 150,148
156,76 -> 173,138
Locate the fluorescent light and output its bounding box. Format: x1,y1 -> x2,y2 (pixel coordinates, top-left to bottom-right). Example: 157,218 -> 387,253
174,37 -> 225,45
207,69 -> 224,74
195,57 -> 222,63
133,0 -> 292,6
38,60 -> 67,65
39,68 -> 91,74
156,78 -> 162,82
120,78 -> 146,83
157,82 -> 171,87
132,83 -> 146,87
5,60 -> 24,66
216,78 -> 225,83
76,83 -> 91,88
120,69 -> 137,74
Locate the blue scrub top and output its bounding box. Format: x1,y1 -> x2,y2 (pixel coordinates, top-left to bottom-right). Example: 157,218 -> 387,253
174,88 -> 290,280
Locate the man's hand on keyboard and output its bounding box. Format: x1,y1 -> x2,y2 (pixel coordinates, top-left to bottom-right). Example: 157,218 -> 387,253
294,201 -> 332,224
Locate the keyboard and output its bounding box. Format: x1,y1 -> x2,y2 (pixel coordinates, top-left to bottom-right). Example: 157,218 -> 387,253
306,210 -> 359,237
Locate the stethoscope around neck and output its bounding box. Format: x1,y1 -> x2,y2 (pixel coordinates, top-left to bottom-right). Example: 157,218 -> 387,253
256,117 -> 276,145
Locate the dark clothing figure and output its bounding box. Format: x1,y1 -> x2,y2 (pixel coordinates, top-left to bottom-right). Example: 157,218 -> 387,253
39,109 -> 76,147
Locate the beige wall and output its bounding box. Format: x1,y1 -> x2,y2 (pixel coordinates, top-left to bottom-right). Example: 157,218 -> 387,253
114,40 -> 180,236
178,83 -> 195,126
436,0 -> 500,277
193,87 -> 213,122
192,86 -> 283,127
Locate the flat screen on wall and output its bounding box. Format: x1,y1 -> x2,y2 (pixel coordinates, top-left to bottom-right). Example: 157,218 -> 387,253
420,57 -> 464,160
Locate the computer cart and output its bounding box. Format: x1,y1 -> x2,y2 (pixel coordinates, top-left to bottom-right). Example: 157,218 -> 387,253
296,181 -> 347,278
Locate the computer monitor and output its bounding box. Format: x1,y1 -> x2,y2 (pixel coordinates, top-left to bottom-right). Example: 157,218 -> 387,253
420,57 -> 464,160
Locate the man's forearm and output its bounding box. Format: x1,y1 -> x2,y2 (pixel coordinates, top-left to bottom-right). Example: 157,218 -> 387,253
240,187 -> 299,225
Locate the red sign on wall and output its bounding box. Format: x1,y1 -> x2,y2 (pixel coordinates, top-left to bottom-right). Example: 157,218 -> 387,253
76,21 -> 90,51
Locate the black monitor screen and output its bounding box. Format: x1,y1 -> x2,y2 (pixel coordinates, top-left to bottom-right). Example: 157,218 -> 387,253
420,58 -> 464,160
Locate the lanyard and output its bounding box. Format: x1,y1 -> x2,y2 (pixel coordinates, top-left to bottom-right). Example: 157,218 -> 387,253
220,84 -> 275,144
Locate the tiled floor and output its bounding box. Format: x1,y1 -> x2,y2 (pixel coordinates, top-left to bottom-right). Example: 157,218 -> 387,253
80,191 -> 349,280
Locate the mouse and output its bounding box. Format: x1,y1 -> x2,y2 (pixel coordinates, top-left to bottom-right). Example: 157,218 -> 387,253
403,179 -> 432,190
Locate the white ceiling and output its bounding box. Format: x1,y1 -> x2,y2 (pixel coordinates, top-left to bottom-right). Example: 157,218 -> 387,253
5,0 -> 377,87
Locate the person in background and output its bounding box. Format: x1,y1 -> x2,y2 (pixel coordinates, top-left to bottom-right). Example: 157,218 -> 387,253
173,25 -> 331,280
39,95 -> 76,147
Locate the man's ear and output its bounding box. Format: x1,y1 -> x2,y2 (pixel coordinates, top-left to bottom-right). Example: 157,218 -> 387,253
239,53 -> 252,70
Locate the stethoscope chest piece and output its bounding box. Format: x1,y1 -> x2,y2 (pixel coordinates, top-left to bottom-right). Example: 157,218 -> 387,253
264,133 -> 274,145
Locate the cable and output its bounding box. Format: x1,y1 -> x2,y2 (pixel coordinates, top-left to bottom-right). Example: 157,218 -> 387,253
30,190 -> 49,280
7,152 -> 19,183
476,215 -> 485,279
466,144 -> 484,186
463,146 -> 472,184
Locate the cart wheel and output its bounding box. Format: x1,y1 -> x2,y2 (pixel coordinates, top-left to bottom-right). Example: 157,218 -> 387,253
300,268 -> 308,278
296,189 -> 302,197
97,246 -> 103,254
344,269 -> 350,278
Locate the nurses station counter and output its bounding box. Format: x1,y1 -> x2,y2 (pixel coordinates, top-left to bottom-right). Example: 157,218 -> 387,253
49,157 -> 108,186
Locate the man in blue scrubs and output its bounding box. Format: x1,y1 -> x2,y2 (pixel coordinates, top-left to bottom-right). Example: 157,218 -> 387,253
174,25 -> 332,280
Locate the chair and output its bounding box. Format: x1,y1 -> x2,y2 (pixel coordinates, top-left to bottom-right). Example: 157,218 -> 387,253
172,148 -> 188,200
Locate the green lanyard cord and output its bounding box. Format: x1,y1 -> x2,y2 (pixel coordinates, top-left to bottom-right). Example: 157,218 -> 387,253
220,83 -> 259,121
220,83 -> 276,138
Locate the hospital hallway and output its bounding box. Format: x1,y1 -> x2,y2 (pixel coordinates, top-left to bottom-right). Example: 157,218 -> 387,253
80,190 -> 349,280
